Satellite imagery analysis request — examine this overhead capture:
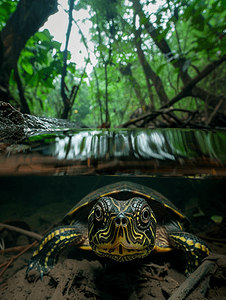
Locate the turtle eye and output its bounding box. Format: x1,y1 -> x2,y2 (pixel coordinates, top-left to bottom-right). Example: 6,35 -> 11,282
140,206 -> 151,224
94,205 -> 103,222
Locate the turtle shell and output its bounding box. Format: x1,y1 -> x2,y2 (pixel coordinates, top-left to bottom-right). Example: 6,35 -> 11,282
62,181 -> 188,229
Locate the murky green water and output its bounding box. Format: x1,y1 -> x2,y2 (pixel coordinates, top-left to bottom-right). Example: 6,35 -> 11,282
0,176 -> 225,233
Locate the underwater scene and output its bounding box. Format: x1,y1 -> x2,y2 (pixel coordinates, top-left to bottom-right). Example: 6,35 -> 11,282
0,175 -> 226,300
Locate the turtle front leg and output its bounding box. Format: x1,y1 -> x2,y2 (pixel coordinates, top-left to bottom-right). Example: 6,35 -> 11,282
26,226 -> 85,280
169,232 -> 211,275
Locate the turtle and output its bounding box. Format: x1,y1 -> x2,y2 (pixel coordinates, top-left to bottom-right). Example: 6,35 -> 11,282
26,181 -> 210,279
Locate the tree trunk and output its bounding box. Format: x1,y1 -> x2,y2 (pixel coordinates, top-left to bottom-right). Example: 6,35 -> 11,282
135,29 -> 169,107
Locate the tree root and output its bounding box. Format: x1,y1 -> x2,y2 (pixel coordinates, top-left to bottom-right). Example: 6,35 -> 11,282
0,222 -> 43,241
0,241 -> 38,278
0,223 -> 56,279
0,244 -> 32,254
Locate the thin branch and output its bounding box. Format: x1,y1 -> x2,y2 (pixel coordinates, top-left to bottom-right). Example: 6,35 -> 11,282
0,223 -> 43,241
0,245 -> 32,253
206,97 -> 224,125
69,58 -> 89,120
96,18 -> 112,125
13,62 -> 30,114
61,0 -> 74,119
93,66 -> 103,124
174,23 -> 183,56
104,57 -> 110,124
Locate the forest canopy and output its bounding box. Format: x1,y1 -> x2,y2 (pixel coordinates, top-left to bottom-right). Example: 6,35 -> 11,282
0,0 -> 226,128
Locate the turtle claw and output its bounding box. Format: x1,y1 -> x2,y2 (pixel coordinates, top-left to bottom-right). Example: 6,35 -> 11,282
184,267 -> 191,277
40,271 -> 44,281
26,255 -> 52,280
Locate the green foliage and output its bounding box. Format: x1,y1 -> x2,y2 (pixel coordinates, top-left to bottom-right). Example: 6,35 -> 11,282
0,0 -> 19,30
9,27 -> 77,116
18,29 -> 66,88
183,0 -> 226,57
1,0 -> 226,127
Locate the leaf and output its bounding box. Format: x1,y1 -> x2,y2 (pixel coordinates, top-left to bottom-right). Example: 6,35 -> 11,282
173,67 -> 180,74
27,73 -> 39,86
156,63 -> 167,75
42,77 -> 54,88
36,44 -> 48,51
140,17 -> 148,25
36,29 -> 52,42
22,50 -> 35,58
52,41 -> 62,51
82,72 -> 88,78
182,6 -> 193,21
21,63 -> 33,75
39,66 -> 53,77
218,39 -> 226,55
97,44 -> 108,52
67,51 -> 72,60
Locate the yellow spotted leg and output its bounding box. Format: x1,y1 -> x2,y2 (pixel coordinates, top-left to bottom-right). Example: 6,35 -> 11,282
26,226 -> 87,280
169,232 -> 211,275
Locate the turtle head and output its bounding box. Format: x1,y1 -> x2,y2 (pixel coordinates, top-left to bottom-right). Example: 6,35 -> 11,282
88,197 -> 157,262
